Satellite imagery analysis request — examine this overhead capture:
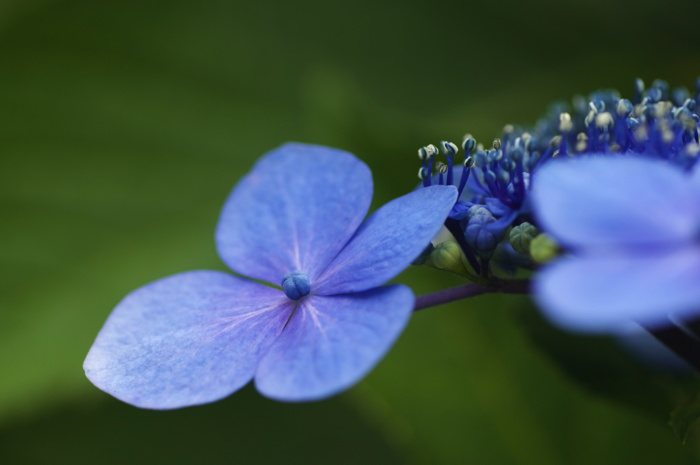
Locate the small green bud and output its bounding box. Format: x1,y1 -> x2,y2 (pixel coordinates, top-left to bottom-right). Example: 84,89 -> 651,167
430,240 -> 469,275
509,222 -> 539,255
529,233 -> 560,264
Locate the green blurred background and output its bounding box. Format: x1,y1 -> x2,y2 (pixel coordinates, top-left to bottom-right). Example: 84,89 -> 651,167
2,0 -> 700,463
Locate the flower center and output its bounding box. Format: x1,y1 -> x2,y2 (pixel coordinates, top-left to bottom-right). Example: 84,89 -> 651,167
281,271 -> 311,300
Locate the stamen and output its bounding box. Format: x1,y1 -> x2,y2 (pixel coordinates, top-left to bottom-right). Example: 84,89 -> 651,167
436,161 -> 448,185
616,99 -> 633,117
441,141 -> 458,186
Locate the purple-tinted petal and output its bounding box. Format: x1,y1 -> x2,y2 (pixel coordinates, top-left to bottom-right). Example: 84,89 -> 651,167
216,143 -> 372,284
534,247 -> 700,332
449,200 -> 473,220
532,156 -> 700,247
84,271 -> 293,409
314,185 -> 457,295
254,285 -> 414,401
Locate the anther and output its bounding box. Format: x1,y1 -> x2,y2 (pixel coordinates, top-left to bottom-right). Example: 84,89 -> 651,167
441,141 -> 459,156
462,137 -> 476,157
559,113 -> 572,133
575,132 -> 588,152
595,112 -> 613,129
616,99 -> 633,117
417,147 -> 428,161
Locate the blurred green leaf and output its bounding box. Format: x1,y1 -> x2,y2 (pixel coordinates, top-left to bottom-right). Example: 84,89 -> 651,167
671,392 -> 700,444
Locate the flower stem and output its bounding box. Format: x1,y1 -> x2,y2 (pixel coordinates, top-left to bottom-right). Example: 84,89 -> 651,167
413,278 -> 530,311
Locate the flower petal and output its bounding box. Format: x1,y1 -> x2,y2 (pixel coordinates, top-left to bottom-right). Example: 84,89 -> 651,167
84,271 -> 293,409
216,143 -> 372,284
254,285 -> 414,401
534,247 -> 700,332
314,185 -> 457,295
532,156 -> 700,247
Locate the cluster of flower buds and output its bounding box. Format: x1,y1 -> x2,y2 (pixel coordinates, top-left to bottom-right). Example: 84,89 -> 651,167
415,78 -> 700,280
534,78 -> 700,168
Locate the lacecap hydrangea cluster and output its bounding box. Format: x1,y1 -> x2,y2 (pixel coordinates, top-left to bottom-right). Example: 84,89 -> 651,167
414,78 -> 700,289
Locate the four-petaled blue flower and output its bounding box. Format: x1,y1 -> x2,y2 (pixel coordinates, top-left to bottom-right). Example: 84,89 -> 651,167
84,143 -> 457,408
531,155 -> 700,332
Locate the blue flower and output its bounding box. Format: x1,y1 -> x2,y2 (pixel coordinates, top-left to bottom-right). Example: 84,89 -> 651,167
84,143 -> 457,408
531,155 -> 700,332
418,135 -> 540,275
421,137 -> 538,229
533,79 -> 699,168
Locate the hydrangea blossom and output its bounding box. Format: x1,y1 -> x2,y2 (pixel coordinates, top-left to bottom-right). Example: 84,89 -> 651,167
416,78 -> 700,279
416,138 -> 541,274
84,143 -> 457,408
531,155 -> 700,332
533,78 -> 699,168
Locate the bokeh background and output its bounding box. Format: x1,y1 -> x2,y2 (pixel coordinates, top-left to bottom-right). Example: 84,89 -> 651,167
2,0 -> 700,463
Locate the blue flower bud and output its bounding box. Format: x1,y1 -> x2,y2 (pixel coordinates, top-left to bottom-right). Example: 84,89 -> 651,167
672,87 -> 690,107
464,206 -> 503,254
474,150 -> 488,167
468,205 -> 491,217
508,146 -> 524,162
647,87 -> 662,104
526,152 -> 540,170
500,158 -> 516,172
652,79 -> 669,99
526,136 -> 539,153
281,271 -> 311,300
484,169 -> 497,184
487,149 -> 502,163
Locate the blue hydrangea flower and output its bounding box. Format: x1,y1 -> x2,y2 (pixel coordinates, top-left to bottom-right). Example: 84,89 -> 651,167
531,155 -> 700,332
84,143 -> 457,408
533,79 -> 699,168
417,135 -> 540,275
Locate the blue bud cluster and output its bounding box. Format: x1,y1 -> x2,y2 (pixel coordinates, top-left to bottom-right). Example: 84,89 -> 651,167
416,77 -> 700,279
534,78 -> 700,169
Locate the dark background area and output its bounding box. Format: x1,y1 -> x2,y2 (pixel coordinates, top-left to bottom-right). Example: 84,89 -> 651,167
2,0 -> 700,463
